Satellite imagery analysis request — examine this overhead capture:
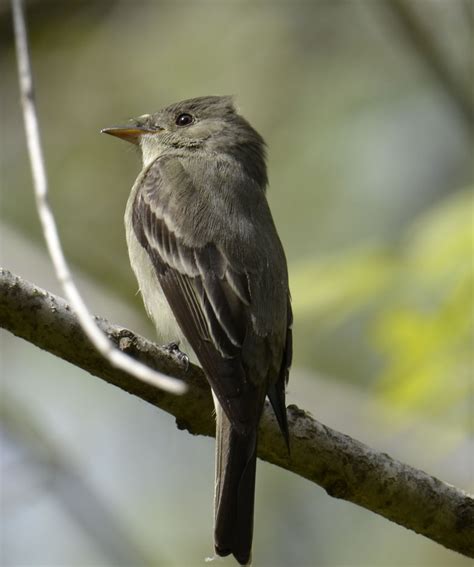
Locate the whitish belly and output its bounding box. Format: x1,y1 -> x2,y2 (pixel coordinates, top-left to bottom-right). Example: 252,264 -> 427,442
125,220 -> 197,362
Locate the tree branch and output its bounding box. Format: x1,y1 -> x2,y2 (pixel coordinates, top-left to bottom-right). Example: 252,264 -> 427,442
1,268 -> 472,558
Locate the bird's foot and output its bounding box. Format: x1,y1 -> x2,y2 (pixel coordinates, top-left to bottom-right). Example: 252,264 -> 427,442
162,342 -> 189,371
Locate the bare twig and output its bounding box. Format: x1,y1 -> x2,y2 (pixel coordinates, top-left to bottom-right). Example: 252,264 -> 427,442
10,0 -> 185,395
1,269 -> 472,558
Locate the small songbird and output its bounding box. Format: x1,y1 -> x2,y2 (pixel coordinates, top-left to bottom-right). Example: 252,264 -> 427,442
102,96 -> 292,565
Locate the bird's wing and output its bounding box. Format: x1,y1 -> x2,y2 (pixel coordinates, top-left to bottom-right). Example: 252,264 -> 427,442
132,156 -> 272,432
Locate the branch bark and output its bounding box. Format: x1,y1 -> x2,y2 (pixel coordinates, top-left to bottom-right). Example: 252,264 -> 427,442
1,268 -> 473,558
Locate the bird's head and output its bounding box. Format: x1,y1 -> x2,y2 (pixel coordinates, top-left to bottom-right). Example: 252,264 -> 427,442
102,96 -> 267,185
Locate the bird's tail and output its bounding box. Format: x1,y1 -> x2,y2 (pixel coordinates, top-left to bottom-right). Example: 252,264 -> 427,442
214,401 -> 257,566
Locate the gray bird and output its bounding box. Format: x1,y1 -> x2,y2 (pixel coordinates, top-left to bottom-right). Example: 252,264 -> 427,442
102,96 -> 292,565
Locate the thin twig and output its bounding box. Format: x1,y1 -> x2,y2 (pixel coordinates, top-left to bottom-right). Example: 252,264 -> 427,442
10,0 -> 185,395
1,269 -> 473,559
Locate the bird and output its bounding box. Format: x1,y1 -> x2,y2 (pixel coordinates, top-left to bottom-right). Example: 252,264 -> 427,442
102,95 -> 292,565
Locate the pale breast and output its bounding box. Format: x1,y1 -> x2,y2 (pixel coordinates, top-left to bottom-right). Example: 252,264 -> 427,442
124,182 -> 195,360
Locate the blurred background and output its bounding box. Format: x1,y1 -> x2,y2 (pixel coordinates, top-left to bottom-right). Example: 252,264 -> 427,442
1,0 -> 472,565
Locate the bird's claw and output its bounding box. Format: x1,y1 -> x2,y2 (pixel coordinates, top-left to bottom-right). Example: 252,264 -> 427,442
163,342 -> 189,371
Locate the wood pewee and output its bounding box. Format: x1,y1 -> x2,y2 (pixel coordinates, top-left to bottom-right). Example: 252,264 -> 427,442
102,96 -> 292,565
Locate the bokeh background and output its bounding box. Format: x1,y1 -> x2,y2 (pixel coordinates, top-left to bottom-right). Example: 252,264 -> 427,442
1,0 -> 473,565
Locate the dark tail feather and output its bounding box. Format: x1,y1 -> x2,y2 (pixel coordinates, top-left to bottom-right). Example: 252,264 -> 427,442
214,403 -> 257,566
267,382 -> 290,452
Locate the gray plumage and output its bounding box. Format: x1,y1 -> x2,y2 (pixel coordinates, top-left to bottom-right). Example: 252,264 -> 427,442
103,96 -> 292,565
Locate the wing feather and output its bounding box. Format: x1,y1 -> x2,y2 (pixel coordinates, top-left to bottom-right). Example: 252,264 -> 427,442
132,156 -> 290,434
133,165 -> 256,429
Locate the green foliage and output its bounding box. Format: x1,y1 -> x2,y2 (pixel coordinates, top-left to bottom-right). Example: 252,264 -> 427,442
291,245 -> 395,325
291,189 -> 473,423
374,189 -> 473,422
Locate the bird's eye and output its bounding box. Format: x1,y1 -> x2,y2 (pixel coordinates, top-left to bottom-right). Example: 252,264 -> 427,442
176,113 -> 193,126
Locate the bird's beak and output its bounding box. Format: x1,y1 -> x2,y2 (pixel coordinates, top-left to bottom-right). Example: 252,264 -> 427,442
101,125 -> 158,145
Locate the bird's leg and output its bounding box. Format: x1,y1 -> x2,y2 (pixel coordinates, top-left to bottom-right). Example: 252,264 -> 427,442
162,341 -> 189,371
